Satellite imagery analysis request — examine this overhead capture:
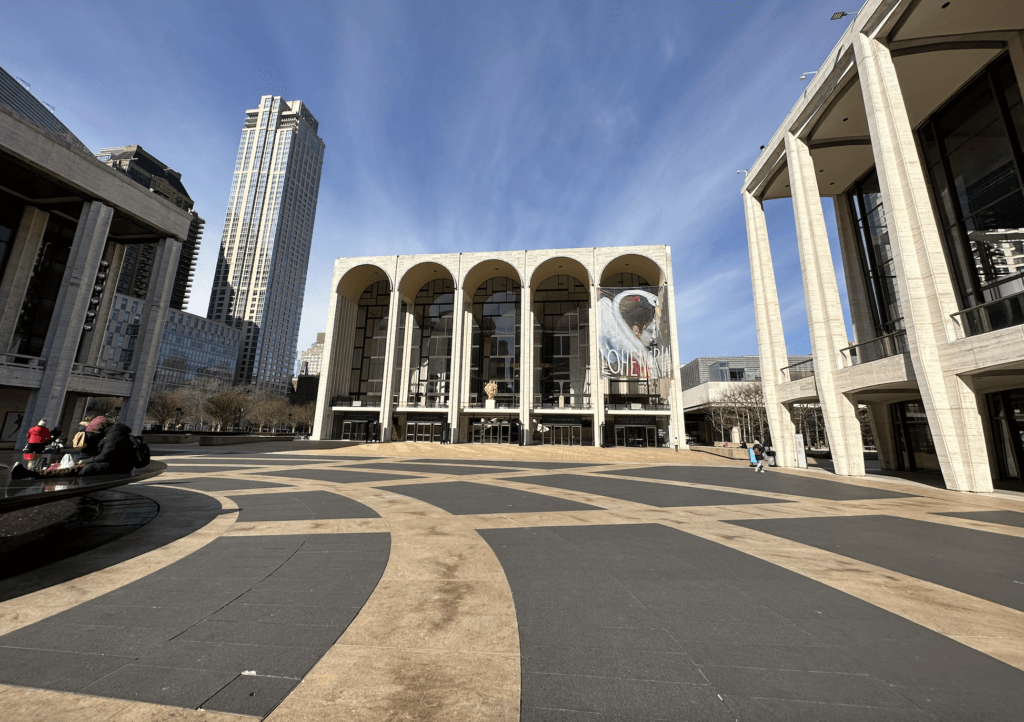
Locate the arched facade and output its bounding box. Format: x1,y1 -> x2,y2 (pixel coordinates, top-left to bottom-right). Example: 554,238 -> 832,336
313,246 -> 685,450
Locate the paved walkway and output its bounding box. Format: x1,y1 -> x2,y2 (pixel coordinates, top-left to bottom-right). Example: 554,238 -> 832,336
1,442 -> 1023,720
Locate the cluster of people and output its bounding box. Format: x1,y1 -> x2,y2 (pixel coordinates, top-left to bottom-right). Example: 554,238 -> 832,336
12,415 -> 141,480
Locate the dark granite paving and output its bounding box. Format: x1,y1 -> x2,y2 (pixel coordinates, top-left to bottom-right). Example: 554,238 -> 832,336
254,467 -> 417,484
349,461 -> 504,476
731,515 -> 1024,613
936,509 -> 1024,529
168,478 -> 291,492
165,466 -> 253,474
480,523 -> 1024,722
506,473 -> 789,508
0,532 -> 389,717
604,466 -> 915,501
377,481 -> 604,515
405,459 -> 605,470
226,491 -> 379,522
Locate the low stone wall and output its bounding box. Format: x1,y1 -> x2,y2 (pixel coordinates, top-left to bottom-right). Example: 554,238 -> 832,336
198,435 -> 295,446
143,434 -> 195,444
688,446 -> 750,461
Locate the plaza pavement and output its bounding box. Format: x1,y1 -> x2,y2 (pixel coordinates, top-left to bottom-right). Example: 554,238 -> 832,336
1,441 -> 1023,720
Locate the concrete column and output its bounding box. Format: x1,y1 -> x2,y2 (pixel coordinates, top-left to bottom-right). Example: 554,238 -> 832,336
742,190 -> 798,467
832,193 -> 876,346
855,32 -> 992,492
80,242 -> 128,366
121,238 -> 182,434
1007,31 -> 1024,101
0,206 -> 49,352
786,132 -> 865,477
378,262 -> 403,440
663,246 -> 687,449
19,202 -> 113,448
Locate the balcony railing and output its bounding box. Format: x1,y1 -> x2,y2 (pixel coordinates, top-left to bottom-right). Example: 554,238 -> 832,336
0,353 -> 45,370
780,359 -> 814,382
70,363 -> 135,382
462,396 -> 520,409
839,329 -> 909,367
604,402 -> 671,411
330,394 -> 381,408
951,290 -> 1024,339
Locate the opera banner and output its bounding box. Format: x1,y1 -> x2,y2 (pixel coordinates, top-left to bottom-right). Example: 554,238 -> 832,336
598,286 -> 673,379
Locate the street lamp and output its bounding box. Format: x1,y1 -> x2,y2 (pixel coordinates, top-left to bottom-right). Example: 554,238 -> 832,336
174,407 -> 181,431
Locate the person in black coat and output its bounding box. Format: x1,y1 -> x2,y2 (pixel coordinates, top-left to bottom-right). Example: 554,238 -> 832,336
78,423 -> 137,475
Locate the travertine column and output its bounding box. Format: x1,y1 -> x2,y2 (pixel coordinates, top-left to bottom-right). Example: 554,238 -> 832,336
520,252 -> 534,444
742,190 -> 797,467
0,206 -> 49,352
855,32 -> 992,492
121,237 -> 182,434
447,255 -> 464,438
663,246 -> 687,448
864,401 -> 898,471
785,133 -> 866,477
832,194 -> 876,346
589,249 -> 603,446
312,278 -> 344,440
378,259 -> 403,441
19,202 -> 113,448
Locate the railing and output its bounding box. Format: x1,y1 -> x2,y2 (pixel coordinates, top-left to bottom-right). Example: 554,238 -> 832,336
462,397 -> 520,409
330,395 -> 381,408
0,353 -> 45,370
780,359 -> 814,382
605,402 -> 671,411
403,397 -> 449,409
839,329 -> 908,367
70,363 -> 135,382
950,290 -> 1024,339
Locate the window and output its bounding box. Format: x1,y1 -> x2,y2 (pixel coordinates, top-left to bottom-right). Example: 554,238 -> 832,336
849,169 -> 905,336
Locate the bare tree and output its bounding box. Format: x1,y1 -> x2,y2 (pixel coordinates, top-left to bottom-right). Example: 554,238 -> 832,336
87,396 -> 122,421
146,391 -> 181,429
293,401 -> 316,434
204,390 -> 243,431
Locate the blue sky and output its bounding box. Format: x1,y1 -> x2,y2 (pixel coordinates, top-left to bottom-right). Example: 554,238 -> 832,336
0,0 -> 855,363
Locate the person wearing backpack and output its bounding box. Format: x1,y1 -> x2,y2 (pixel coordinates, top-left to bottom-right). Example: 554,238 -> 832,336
11,422 -> 146,479
752,440 -> 766,473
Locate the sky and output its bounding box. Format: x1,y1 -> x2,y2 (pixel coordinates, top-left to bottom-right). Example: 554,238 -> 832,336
0,0 -> 856,365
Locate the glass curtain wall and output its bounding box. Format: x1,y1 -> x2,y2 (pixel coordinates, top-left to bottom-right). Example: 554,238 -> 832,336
407,278 -> 454,408
849,170 -> 906,339
987,388 -> 1024,481
0,188 -> 26,280
470,277 -> 521,407
348,280 -> 390,406
919,54 -> 1024,334
533,274 -> 590,409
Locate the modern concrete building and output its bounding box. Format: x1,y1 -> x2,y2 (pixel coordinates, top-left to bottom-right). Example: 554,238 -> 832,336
206,95 -> 325,395
742,0 -> 1024,491
681,355 -> 810,445
151,309 -> 240,393
96,145 -> 205,311
313,246 -> 686,448
297,332 -> 325,376
0,66 -> 191,447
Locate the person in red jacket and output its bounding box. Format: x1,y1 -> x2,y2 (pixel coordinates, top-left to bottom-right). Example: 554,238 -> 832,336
25,419 -> 52,453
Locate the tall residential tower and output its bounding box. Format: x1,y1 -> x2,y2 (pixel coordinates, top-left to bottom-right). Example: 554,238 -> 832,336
207,95 -> 325,393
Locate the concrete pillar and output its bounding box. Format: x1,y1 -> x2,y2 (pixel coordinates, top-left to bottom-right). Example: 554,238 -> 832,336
742,190 -> 798,467
785,132 -> 865,477
378,259 -> 403,440
854,32 -> 992,492
312,283 -> 342,440
1007,31 -> 1024,101
19,202 -> 113,448
121,237 -> 182,434
0,206 -> 49,352
832,193 -> 876,346
663,246 -> 687,448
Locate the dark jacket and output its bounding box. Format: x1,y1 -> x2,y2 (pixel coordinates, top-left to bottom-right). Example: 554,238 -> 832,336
79,423 -> 136,476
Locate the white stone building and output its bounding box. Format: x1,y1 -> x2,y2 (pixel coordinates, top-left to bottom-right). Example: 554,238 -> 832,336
297,332 -> 325,376
313,246 -> 686,447
742,0 -> 1024,491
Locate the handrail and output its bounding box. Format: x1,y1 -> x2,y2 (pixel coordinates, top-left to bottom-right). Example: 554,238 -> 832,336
0,353 -> 45,370
950,290 -> 1024,339
780,359 -> 814,382
839,329 -> 908,367
70,363 -> 135,382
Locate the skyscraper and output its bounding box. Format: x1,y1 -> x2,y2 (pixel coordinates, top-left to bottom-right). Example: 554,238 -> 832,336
207,96 -> 325,394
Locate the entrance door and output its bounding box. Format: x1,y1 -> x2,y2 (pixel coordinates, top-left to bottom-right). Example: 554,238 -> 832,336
646,426 -> 657,447
341,421 -> 368,441
545,425 -> 581,445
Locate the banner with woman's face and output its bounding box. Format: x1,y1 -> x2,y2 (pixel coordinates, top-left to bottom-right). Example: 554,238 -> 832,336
597,286 -> 673,379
